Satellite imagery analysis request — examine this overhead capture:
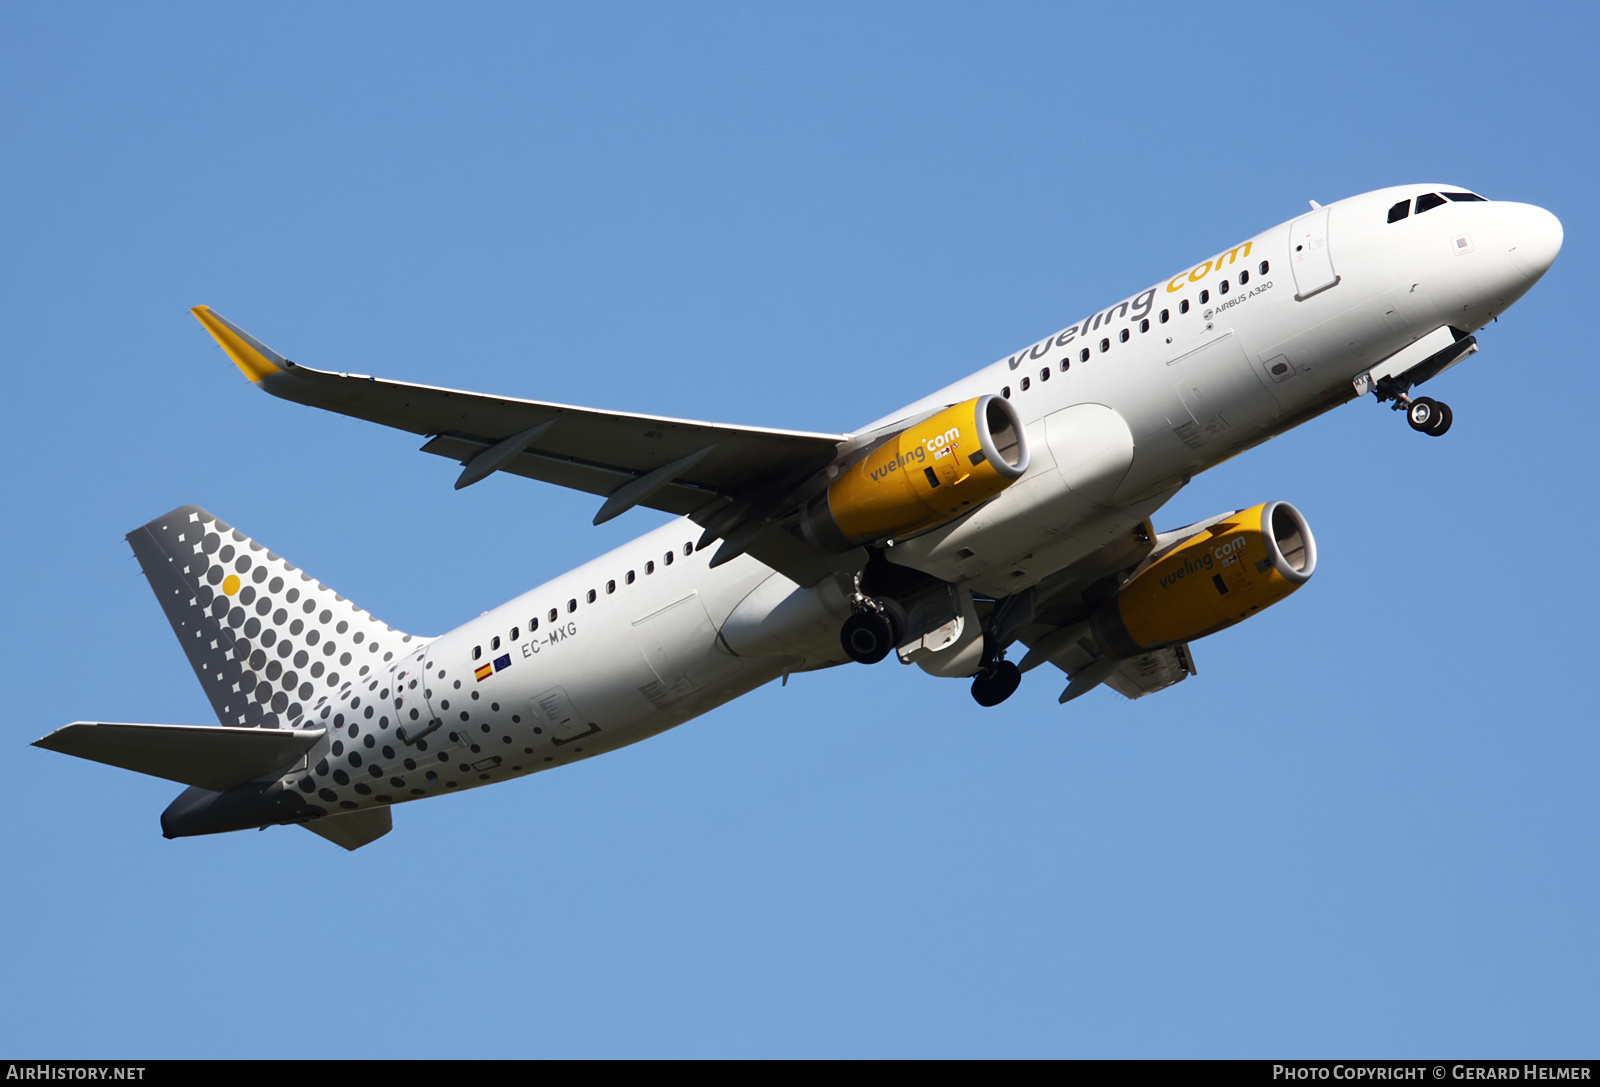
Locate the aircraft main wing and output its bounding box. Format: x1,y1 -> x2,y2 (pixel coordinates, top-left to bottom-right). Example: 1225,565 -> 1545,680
193,307 -> 858,585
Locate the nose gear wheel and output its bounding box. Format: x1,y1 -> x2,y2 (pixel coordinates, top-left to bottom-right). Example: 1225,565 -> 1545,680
1405,396 -> 1452,436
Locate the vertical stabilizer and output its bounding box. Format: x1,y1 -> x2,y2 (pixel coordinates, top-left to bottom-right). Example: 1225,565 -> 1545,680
127,506 -> 424,729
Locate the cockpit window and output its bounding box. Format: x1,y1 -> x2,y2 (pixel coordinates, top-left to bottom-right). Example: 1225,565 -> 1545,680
1387,199 -> 1410,223
1416,193 -> 1447,214
1443,191 -> 1486,202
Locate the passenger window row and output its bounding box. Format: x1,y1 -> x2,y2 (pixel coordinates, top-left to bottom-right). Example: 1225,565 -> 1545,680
1001,260 -> 1271,399
469,539 -> 698,659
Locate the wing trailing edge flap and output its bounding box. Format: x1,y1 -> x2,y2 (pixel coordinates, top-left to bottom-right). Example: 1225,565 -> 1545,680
33,722 -> 325,792
301,807 -> 392,851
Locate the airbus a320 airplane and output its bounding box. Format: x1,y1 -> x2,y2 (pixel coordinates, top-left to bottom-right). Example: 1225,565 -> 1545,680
36,185 -> 1561,850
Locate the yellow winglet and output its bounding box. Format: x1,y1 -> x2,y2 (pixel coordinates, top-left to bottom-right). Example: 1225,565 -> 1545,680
191,305 -> 286,383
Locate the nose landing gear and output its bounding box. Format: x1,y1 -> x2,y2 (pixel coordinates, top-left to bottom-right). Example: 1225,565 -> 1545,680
1405,396 -> 1453,436
1356,331 -> 1475,439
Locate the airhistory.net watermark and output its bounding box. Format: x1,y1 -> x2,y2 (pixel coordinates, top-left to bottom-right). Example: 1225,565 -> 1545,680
5,1067 -> 145,1080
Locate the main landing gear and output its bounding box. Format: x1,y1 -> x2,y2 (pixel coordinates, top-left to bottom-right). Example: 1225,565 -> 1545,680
841,599 -> 1023,707
839,599 -> 906,665
966,589 -> 1034,707
970,656 -> 1021,707
838,554 -> 1033,708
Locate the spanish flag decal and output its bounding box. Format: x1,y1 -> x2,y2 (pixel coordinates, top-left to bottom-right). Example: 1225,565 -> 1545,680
474,663 -> 493,682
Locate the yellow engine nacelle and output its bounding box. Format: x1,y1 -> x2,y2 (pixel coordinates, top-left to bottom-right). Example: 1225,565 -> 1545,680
1092,501 -> 1317,657
801,394 -> 1030,552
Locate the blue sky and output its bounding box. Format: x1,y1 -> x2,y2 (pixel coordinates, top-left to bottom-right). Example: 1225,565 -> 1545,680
2,2 -> 1595,1057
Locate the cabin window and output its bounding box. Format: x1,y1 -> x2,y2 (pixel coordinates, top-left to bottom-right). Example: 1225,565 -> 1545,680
1259,261 -> 1269,274
1118,329 -> 1130,343
586,589 -> 596,603
606,580 -> 615,594
529,617 -> 539,632
1219,280 -> 1229,295
1059,358 -> 1070,372
664,551 -> 674,566
510,627 -> 518,640
626,570 -> 636,584
491,636 -> 500,651
684,543 -> 693,556
1180,299 -> 1190,314
1099,338 -> 1110,352
567,598 -> 577,613
1039,367 -> 1049,382
472,646 -> 482,660
646,561 -> 655,574
1417,192 -> 1447,214
1002,386 -> 1011,398
1239,270 -> 1249,285
1387,199 -> 1410,223
1079,348 -> 1089,363
1020,376 -> 1030,391
548,608 -> 558,622
1199,289 -> 1210,304
1159,309 -> 1169,323
1140,318 -> 1150,332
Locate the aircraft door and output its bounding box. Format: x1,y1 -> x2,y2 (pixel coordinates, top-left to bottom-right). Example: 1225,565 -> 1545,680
392,647 -> 439,744
385,645 -> 463,794
1289,208 -> 1340,299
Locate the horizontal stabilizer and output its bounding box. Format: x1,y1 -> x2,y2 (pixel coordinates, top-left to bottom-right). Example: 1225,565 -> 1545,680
302,807 -> 392,851
34,721 -> 325,792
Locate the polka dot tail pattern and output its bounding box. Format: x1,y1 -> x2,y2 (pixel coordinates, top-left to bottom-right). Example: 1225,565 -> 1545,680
127,506 -> 420,731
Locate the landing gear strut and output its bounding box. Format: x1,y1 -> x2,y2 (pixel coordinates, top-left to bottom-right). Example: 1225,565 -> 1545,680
966,589 -> 1036,707
1363,336 -> 1474,439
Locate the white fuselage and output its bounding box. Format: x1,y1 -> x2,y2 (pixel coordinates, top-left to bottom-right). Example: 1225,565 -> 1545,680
292,185 -> 1559,811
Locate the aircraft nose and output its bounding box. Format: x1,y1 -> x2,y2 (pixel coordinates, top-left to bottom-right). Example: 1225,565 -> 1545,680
1506,203 -> 1563,282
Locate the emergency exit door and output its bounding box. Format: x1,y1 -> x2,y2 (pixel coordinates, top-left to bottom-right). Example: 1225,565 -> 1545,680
1289,207 -> 1339,300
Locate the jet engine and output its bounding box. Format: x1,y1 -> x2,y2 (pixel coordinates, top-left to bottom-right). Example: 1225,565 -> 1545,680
800,394 -> 1029,552
1091,501 -> 1317,657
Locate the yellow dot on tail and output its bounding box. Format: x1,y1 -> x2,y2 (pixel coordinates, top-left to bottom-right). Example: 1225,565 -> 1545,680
222,574 -> 240,596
